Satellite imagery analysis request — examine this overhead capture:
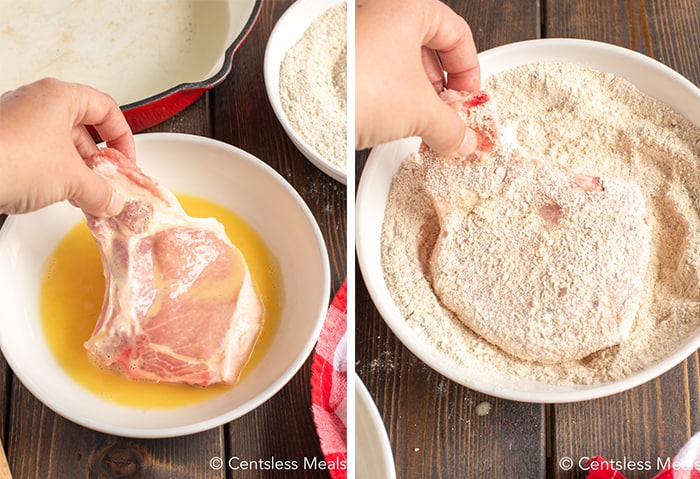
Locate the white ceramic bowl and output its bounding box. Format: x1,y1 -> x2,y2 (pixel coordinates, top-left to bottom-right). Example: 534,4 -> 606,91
355,375 -> 396,479
356,39 -> 700,403
0,133 -> 330,437
264,0 -> 347,184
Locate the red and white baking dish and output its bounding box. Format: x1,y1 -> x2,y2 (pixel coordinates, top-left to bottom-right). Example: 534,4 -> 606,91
0,0 -> 262,131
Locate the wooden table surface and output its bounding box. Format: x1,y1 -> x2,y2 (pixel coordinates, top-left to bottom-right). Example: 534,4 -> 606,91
2,0 -> 700,478
0,1 -> 346,478
356,1 -> 700,478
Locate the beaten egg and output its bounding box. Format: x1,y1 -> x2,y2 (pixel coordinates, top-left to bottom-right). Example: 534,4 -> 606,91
40,194 -> 282,409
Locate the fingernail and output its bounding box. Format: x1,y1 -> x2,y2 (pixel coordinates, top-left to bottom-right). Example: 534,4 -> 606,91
457,127 -> 478,157
105,191 -> 124,217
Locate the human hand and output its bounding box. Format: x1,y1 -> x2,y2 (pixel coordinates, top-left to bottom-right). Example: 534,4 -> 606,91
355,0 -> 480,156
0,78 -> 135,216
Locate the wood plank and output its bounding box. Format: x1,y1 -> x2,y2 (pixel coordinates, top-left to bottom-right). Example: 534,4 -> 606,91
0,352 -> 8,445
0,354 -> 10,479
457,0 -> 540,51
545,0 -> 700,85
644,0 -> 700,85
544,1 -> 635,46
7,381 -> 224,479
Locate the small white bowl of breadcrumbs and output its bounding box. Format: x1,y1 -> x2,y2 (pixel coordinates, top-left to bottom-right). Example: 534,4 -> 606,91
264,0 -> 347,184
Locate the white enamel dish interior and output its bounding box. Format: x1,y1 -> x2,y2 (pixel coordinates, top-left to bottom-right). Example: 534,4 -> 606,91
0,0 -> 258,106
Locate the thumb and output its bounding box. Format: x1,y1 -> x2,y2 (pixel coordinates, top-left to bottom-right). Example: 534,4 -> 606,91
419,94 -> 477,157
69,165 -> 123,217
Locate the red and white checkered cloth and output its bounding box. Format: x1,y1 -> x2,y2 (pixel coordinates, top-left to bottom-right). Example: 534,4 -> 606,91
586,432 -> 700,479
311,280 -> 347,479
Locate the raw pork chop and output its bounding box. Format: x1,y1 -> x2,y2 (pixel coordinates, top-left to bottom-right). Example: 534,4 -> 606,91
83,148 -> 262,386
423,90 -> 651,363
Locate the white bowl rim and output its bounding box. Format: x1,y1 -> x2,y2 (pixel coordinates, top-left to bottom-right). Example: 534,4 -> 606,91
0,132 -> 331,437
356,38 -> 700,403
263,0 -> 348,185
479,38 -> 700,98
355,374 -> 396,479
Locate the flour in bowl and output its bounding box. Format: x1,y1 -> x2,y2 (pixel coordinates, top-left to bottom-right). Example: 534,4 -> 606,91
381,62 -> 700,384
279,3 -> 347,170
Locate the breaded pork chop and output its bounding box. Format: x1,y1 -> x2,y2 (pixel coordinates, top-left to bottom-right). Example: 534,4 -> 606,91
423,91 -> 651,363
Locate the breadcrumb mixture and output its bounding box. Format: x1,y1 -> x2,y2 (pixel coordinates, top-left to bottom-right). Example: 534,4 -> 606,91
279,3 -> 347,169
381,62 -> 700,384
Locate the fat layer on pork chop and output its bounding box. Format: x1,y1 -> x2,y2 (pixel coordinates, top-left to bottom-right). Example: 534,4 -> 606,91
423,90 -> 651,364
83,148 -> 262,386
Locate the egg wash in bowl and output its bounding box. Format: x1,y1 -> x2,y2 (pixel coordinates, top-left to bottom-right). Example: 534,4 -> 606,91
40,194 -> 282,409
0,133 -> 330,437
